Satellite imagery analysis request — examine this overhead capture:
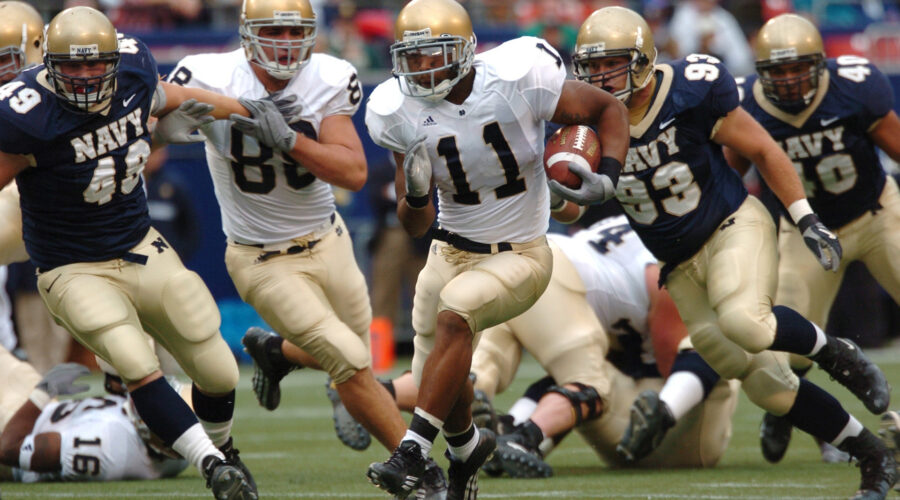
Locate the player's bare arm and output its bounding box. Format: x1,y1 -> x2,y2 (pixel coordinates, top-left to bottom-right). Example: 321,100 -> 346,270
0,149 -> 28,189
552,80 -> 630,168
712,107 -> 806,208
0,398 -> 62,472
284,113 -> 367,191
155,81 -> 249,120
868,110 -> 900,161
393,151 -> 435,238
722,145 -> 752,177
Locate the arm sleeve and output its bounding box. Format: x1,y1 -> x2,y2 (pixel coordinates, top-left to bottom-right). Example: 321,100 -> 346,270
857,63 -> 894,128
323,62 -> 363,117
705,62 -> 740,119
517,40 -> 568,121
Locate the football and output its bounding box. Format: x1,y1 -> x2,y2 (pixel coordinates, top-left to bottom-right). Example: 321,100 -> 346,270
543,125 -> 602,189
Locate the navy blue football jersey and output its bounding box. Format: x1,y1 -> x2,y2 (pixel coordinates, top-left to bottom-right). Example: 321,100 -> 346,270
0,35 -> 158,270
616,55 -> 746,273
739,57 -> 893,229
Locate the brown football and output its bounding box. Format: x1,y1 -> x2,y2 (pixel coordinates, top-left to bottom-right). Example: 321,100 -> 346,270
543,125 -> 602,189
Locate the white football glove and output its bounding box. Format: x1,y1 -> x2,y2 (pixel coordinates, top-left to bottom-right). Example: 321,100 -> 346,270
403,136 -> 432,199
152,98 -> 214,144
549,161 -> 615,205
36,363 -> 91,398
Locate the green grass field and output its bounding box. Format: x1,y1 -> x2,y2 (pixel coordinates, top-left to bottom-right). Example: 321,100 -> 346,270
3,346 -> 899,499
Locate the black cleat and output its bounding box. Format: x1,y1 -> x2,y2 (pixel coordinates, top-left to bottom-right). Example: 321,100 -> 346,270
616,390 -> 675,463
403,458 -> 447,500
760,412 -> 793,463
493,431 -> 552,478
368,440 -> 427,499
471,389 -> 497,433
325,377 -> 371,451
218,438 -> 256,493
241,327 -> 295,411
812,337 -> 890,414
839,429 -> 897,500
446,428 -> 496,500
201,455 -> 258,500
879,410 -> 900,491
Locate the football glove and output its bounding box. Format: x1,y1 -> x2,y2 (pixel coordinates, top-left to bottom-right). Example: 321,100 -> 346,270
549,161 -> 615,205
153,98 -> 214,144
36,363 -> 91,398
231,96 -> 298,152
403,135 -> 432,199
797,213 -> 842,272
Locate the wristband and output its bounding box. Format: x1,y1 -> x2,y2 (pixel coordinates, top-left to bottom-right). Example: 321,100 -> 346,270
28,388 -> 51,410
597,157 -> 623,186
19,434 -> 35,470
550,198 -> 566,213
787,199 -> 814,226
405,194 -> 429,209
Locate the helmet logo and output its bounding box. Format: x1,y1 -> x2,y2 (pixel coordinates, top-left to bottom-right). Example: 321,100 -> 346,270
403,28 -> 432,41
70,44 -> 99,56
273,10 -> 302,21
770,47 -> 798,60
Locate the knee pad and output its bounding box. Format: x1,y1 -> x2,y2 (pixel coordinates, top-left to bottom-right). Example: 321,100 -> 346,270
717,309 -> 774,354
161,270 -> 220,343
547,383 -> 603,425
741,355 -> 799,415
296,323 -> 369,385
183,335 -> 239,394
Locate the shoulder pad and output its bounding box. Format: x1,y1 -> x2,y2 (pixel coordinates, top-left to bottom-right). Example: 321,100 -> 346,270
366,78 -> 406,117
311,53 -> 357,89
479,36 -> 560,82
170,50 -> 245,90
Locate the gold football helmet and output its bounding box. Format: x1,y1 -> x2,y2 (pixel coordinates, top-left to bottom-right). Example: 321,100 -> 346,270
0,1 -> 43,84
44,6 -> 119,112
391,0 -> 476,102
573,6 -> 657,103
240,0 -> 317,80
755,14 -> 825,110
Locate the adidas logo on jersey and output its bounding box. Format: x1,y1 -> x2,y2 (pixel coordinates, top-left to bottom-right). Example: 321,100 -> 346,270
423,116 -> 437,127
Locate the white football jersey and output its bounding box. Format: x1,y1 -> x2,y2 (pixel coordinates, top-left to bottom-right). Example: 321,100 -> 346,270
170,50 -> 361,244
15,396 -> 188,482
366,37 -> 567,243
548,215 -> 658,364
0,265 -> 14,351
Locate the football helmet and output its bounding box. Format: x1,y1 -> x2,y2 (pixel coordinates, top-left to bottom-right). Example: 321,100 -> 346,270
44,6 -> 119,112
390,0 -> 476,102
755,14 -> 825,110
573,6 -> 657,104
240,0 -> 317,80
0,1 -> 43,84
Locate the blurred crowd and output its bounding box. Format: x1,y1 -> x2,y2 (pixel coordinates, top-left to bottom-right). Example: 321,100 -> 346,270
22,0 -> 900,76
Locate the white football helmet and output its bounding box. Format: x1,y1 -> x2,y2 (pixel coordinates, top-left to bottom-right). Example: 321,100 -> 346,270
390,0 -> 476,103
240,0 -> 317,80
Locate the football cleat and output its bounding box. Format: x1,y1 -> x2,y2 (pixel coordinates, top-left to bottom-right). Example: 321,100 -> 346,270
445,428 -> 496,500
493,432 -> 552,479
616,390 -> 675,463
811,337 -> 890,414
368,440 -> 427,499
201,454 -> 258,500
760,412 -> 793,463
325,377 -> 371,451
219,438 -> 257,492
241,327 -> 295,411
404,458 -> 447,500
471,389 -> 497,433
839,428 -> 897,500
820,441 -> 851,464
879,410 -> 900,491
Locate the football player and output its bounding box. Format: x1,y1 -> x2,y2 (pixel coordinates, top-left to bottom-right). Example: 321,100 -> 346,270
0,1 -> 43,266
556,6 -> 895,499
166,0 -> 413,483
723,14 -> 900,466
0,7 -> 272,500
364,0 -> 630,497
0,364 -> 190,482
0,344 -> 40,433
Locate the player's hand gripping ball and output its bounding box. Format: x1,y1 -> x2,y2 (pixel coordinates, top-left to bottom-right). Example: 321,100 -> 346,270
543,125 -> 602,189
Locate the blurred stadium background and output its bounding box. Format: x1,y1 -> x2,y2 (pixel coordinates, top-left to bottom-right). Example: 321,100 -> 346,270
9,0 -> 900,361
